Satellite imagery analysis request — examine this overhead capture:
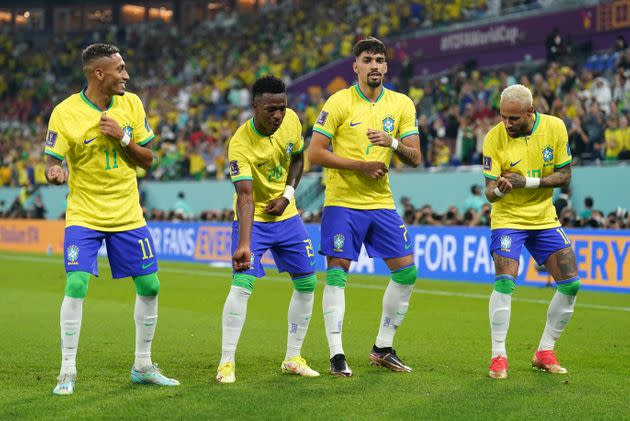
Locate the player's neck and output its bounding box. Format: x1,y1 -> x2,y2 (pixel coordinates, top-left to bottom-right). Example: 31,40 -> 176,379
83,85 -> 113,111
526,111 -> 537,135
357,82 -> 383,102
252,117 -> 272,137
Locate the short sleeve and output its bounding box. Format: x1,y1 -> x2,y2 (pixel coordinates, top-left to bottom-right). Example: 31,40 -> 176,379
312,94 -> 343,139
398,96 -> 419,140
44,107 -> 69,161
228,139 -> 252,182
132,95 -> 155,146
482,133 -> 501,180
554,120 -> 571,169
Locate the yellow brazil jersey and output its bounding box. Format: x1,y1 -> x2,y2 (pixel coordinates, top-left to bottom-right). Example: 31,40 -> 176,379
482,111 -> 571,230
44,89 -> 154,231
313,84 -> 419,209
228,108 -> 304,223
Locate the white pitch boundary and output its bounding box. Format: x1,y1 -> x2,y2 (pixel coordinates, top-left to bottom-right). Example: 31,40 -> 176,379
1,253 -> 628,313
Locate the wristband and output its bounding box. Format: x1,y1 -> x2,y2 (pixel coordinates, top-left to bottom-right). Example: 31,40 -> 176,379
493,187 -> 505,198
120,132 -> 131,147
390,137 -> 399,151
525,177 -> 540,188
282,185 -> 295,201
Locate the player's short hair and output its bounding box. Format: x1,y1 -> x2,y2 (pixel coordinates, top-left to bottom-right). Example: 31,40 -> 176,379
500,84 -> 533,110
353,36 -> 386,58
252,75 -> 286,99
81,43 -> 120,67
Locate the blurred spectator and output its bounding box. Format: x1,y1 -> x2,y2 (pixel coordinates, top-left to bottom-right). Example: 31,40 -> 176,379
580,196 -> 594,220
461,184 -> 485,213
174,191 -> 193,220
554,186 -> 572,216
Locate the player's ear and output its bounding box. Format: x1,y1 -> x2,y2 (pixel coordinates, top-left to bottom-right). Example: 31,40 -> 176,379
352,60 -> 359,75
527,105 -> 534,116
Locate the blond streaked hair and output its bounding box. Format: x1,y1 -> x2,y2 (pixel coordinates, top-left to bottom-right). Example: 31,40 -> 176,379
500,84 -> 533,110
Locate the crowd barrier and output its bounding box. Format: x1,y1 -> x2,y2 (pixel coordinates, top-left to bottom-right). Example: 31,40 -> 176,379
1,219 -> 627,293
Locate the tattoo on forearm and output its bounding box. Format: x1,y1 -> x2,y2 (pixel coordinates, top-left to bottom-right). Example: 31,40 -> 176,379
395,143 -> 419,167
541,165 -> 571,188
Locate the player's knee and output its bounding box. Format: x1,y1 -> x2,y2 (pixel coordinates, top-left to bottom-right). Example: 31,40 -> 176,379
133,273 -> 160,296
292,274 -> 317,292
391,264 -> 417,285
325,267 -> 348,288
232,273 -> 255,293
556,277 -> 580,296
65,271 -> 90,298
494,275 -> 516,295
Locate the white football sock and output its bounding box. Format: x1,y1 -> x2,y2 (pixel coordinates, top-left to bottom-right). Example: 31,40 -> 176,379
538,291 -> 577,351
134,295 -> 158,370
322,285 -> 345,358
285,290 -> 314,360
375,280 -> 413,348
489,290 -> 512,358
220,286 -> 251,365
60,296 -> 83,376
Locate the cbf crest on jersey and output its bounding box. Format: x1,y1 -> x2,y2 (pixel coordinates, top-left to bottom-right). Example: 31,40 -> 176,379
286,142 -> 294,158
500,235 -> 511,252
333,234 -> 345,252
382,115 -> 395,134
122,124 -> 133,138
67,245 -> 80,265
542,145 -> 554,162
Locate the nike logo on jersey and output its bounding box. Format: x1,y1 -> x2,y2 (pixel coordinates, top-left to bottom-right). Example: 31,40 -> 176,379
256,160 -> 268,168
83,137 -> 97,145
141,261 -> 155,269
509,160 -> 521,167
349,121 -> 362,127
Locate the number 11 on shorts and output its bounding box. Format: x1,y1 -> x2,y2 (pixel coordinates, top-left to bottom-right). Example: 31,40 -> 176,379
556,227 -> 570,245
138,237 -> 154,259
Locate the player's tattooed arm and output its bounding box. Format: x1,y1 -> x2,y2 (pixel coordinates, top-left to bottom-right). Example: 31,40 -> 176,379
501,165 -> 571,189
45,154 -> 68,185
265,151 -> 304,216
308,131 -> 387,179
540,165 -> 572,188
366,130 -> 421,167
233,180 -> 254,272
485,176 -> 512,203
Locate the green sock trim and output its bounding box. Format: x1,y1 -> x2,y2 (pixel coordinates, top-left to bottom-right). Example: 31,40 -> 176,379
232,273 -> 255,292
391,265 -> 417,285
292,274 -> 317,292
557,280 -> 580,296
325,268 -> 348,288
494,277 -> 516,295
133,273 -> 160,296
65,271 -> 90,298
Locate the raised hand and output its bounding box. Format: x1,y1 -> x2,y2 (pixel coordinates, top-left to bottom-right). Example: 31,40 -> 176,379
358,161 -> 388,180
99,112 -> 124,140
264,197 -> 290,216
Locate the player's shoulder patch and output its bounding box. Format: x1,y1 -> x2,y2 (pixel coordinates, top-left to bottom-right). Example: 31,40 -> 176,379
229,160 -> 240,176
482,155 -> 492,171
46,130 -> 58,148
316,110 -> 329,126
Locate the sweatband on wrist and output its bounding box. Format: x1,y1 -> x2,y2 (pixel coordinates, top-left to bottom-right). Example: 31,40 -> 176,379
283,185 -> 295,201
525,177 -> 540,188
493,187 -> 505,198
390,137 -> 399,151
120,132 -> 131,147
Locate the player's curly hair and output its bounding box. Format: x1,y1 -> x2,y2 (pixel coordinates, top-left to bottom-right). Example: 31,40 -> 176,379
353,36 -> 386,57
252,75 -> 286,99
81,43 -> 120,66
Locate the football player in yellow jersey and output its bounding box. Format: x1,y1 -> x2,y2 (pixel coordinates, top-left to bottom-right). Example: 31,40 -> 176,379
44,44 -> 179,395
483,84 -> 580,379
215,76 -> 319,384
308,37 -> 421,376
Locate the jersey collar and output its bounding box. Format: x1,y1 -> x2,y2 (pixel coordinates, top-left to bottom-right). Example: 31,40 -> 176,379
526,111 -> 540,137
249,118 -> 266,138
354,84 -> 385,104
80,88 -> 114,112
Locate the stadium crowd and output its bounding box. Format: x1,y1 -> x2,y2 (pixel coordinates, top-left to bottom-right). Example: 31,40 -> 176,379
0,0 -> 628,230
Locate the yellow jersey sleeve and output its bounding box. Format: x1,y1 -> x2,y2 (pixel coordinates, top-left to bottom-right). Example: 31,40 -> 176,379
553,119 -> 571,168
312,93 -> 345,139
228,138 -> 253,183
130,94 -> 155,146
482,129 -> 501,180
397,96 -> 419,140
44,107 -> 69,161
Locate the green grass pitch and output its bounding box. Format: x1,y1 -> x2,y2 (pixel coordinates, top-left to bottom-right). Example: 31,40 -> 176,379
1,251 -> 628,420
